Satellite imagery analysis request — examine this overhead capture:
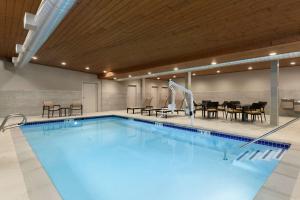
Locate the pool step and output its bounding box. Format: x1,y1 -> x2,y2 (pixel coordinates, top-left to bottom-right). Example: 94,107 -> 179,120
235,149 -> 286,161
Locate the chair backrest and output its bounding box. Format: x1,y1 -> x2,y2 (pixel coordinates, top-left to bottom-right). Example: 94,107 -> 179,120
230,101 -> 240,105
202,100 -> 211,106
207,101 -> 219,109
43,101 -> 53,107
159,98 -> 168,108
71,101 -> 82,107
251,103 -> 261,110
258,101 -> 267,110
143,98 -> 152,107
227,102 -> 237,109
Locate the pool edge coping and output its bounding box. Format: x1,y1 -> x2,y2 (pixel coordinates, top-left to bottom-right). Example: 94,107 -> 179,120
11,127 -> 62,200
16,114 -> 300,199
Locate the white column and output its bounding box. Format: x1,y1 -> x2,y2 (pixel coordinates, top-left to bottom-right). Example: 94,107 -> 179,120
185,72 -> 192,90
270,60 -> 279,126
141,78 -> 146,106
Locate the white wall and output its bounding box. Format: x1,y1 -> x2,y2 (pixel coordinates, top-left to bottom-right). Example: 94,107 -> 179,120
2,58 -> 299,117
0,60 -> 97,117
173,66 -> 300,115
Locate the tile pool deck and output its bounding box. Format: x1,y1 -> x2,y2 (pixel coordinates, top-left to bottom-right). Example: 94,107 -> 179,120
0,110 -> 300,200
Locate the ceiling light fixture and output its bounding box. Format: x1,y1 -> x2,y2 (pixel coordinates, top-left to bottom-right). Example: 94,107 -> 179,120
85,66 -> 90,70
113,77 -> 117,80
157,77 -> 160,80
269,52 -> 277,56
192,73 -> 196,76
103,70 -> 107,73
248,66 -> 253,70
217,70 -> 221,74
211,61 -> 217,65
128,75 -> 132,78
290,61 -> 296,65
32,56 -> 38,60
173,75 -> 176,78
174,67 -> 178,71
148,72 -> 152,75
61,62 -> 66,66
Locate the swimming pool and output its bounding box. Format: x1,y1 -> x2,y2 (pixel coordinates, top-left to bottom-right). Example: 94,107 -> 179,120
21,116 -> 289,200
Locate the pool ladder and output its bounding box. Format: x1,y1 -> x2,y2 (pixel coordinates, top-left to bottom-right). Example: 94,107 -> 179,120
222,117 -> 299,161
0,113 -> 27,132
235,149 -> 286,162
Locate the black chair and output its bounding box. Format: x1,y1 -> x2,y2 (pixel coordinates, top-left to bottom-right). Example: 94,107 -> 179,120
193,101 -> 202,115
226,102 -> 242,120
42,101 -> 60,118
218,101 -> 228,118
258,101 -> 267,121
245,103 -> 263,122
70,102 -> 83,116
206,101 -> 219,118
201,100 -> 211,117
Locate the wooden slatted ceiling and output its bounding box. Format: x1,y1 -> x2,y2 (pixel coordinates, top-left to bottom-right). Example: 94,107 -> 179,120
1,0 -> 300,78
0,0 -> 41,60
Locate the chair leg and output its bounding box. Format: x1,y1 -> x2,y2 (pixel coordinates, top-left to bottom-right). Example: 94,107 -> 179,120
42,108 -> 44,117
264,113 -> 266,121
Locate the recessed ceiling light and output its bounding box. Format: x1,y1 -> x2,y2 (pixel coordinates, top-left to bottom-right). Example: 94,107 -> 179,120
148,72 -> 152,75
192,73 -> 196,76
103,70 -> 107,73
61,62 -> 66,66
85,66 -> 90,70
174,67 -> 178,71
157,77 -> 160,80
248,66 -> 253,70
113,77 -> 117,80
290,61 -> 296,65
211,61 -> 217,65
269,52 -> 277,56
128,75 -> 132,78
32,56 -> 38,60
216,70 -> 221,73
173,75 -> 176,78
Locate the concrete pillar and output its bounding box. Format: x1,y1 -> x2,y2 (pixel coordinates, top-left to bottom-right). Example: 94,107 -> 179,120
141,78 -> 146,106
185,72 -> 192,90
270,60 -> 279,126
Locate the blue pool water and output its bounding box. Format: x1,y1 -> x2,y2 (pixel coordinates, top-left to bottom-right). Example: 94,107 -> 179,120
21,116 -> 283,200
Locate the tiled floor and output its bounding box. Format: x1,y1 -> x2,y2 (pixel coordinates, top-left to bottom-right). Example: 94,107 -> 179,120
1,110 -> 300,199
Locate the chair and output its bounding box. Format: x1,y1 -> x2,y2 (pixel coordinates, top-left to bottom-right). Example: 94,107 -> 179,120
70,102 -> 83,116
206,101 -> 219,118
42,101 -> 60,118
258,101 -> 267,121
218,101 -> 228,118
226,102 -> 242,120
245,103 -> 263,122
193,101 -> 202,115
128,98 -> 152,114
197,100 -> 211,117
154,98 -> 185,118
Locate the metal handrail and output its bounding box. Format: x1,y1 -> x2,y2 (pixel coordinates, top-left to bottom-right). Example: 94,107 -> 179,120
240,117 -> 299,149
0,113 -> 27,132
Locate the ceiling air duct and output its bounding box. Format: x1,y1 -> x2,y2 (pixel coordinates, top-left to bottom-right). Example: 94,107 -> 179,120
12,0 -> 77,67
